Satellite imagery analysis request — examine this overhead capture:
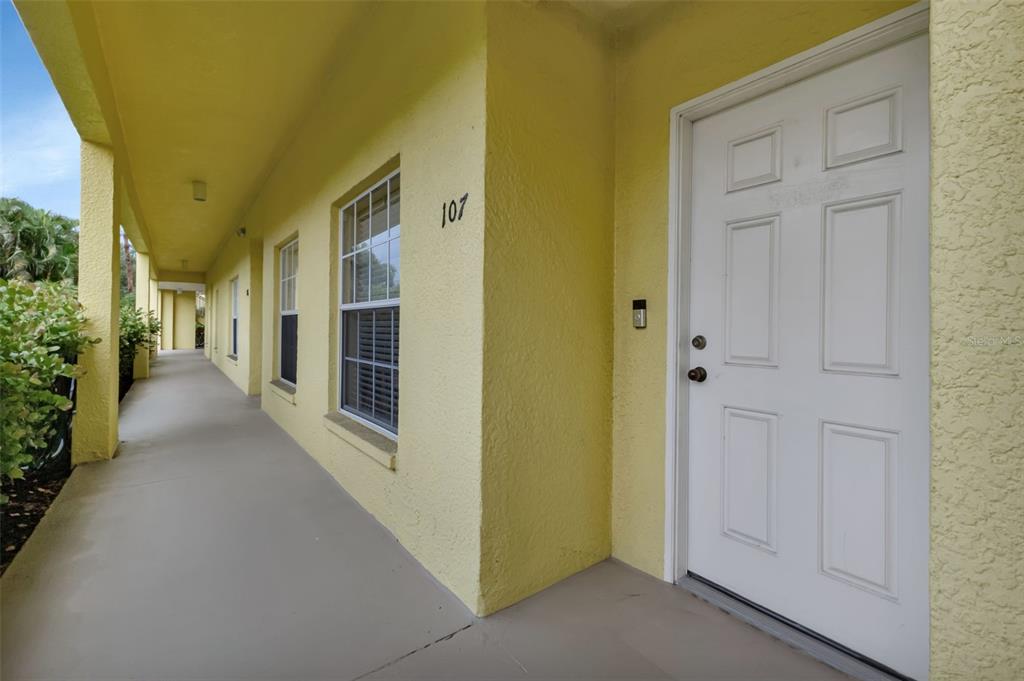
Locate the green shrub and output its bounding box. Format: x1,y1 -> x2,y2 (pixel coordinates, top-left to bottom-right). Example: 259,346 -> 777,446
0,280 -> 99,484
118,304 -> 160,380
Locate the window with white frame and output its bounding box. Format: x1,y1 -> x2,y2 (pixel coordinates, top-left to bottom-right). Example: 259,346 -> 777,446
229,277 -> 239,358
339,171 -> 400,434
279,239 -> 299,385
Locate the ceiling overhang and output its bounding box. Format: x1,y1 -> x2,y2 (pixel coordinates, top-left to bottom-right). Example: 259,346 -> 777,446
15,0 -> 153,256
15,1 -> 359,274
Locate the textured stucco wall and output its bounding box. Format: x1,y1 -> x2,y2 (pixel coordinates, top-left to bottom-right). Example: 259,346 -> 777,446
610,0 -> 915,577
206,234 -> 261,395
73,140 -> 120,463
480,1 -> 614,614
132,252 -> 151,379
930,1 -> 1024,678
234,2 -> 488,610
172,291 -> 196,351
159,289 -> 174,350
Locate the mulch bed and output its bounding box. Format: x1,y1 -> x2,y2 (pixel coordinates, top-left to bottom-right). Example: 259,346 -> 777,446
1,470 -> 71,575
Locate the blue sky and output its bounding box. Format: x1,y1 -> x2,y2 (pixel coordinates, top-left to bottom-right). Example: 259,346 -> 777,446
1,0 -> 80,219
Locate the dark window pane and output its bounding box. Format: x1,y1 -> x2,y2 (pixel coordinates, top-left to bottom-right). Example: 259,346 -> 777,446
373,308 -> 393,363
357,363 -> 374,414
280,313 -> 298,384
392,369 -> 399,428
343,310 -> 358,359
393,308 -> 400,358
357,311 -> 373,360
343,360 -> 360,411
232,318 -> 238,355
373,366 -> 392,424
339,305 -> 399,434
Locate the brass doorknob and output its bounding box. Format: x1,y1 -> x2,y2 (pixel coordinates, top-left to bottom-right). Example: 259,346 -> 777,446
687,366 -> 707,382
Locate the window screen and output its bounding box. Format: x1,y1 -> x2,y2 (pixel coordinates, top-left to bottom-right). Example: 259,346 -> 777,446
339,171 -> 400,433
279,239 -> 298,385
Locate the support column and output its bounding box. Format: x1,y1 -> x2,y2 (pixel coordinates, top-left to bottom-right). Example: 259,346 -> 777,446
149,278 -> 159,359
247,239 -> 264,394
132,252 -> 151,379
173,291 -> 196,350
931,1 -> 1024,676
160,290 -> 175,349
73,141 -> 120,463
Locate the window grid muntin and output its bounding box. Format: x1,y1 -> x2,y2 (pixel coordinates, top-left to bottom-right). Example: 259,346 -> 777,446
278,239 -> 299,386
280,239 -> 299,314
341,306 -> 398,433
339,171 -> 400,436
340,171 -> 400,306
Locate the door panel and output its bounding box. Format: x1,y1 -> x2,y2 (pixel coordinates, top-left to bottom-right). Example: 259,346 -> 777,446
686,35 -> 929,679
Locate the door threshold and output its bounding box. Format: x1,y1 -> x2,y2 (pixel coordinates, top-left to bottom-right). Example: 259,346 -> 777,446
677,573 -> 917,681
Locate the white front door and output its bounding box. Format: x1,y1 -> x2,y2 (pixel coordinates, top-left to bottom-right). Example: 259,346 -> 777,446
686,35 -> 929,679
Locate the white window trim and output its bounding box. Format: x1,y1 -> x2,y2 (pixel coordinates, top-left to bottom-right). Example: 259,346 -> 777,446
336,398 -> 398,442
338,169 -> 400,436
229,277 -> 239,358
278,239 -> 299,387
280,239 -> 299,314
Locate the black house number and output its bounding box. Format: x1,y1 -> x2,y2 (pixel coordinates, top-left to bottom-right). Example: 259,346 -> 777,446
442,193 -> 469,228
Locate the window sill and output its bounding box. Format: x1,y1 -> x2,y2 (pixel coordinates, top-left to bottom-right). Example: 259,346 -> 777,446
226,353 -> 238,364
268,379 -> 296,405
323,411 -> 396,470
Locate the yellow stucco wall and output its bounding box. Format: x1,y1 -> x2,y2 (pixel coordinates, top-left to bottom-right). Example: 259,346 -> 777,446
148,278 -> 158,360
172,291 -> 196,351
930,1 -> 1024,678
206,234 -> 261,395
132,251 -> 151,379
158,289 -> 173,350
479,1 -> 613,614
609,0 -> 915,577
73,140 -> 120,463
202,287 -> 211,360
213,2 -> 489,610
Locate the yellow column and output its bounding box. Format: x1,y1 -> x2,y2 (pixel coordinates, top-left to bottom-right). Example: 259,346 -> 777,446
160,290 -> 175,349
149,278 -> 159,359
931,1 -> 1024,676
132,252 -> 151,379
173,291 -> 196,350
73,141 -> 120,463
247,240 -> 264,394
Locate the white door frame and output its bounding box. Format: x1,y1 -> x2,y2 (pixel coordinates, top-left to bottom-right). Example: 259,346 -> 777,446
663,1 -> 931,582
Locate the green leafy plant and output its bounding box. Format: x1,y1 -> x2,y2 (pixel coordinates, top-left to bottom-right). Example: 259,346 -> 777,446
119,303 -> 160,381
148,310 -> 161,346
0,280 -> 99,486
0,198 -> 79,283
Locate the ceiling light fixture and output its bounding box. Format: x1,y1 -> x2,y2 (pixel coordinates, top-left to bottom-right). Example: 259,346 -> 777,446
192,180 -> 207,202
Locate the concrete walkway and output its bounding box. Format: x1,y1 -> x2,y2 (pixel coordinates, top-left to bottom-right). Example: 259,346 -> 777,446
2,350 -> 848,681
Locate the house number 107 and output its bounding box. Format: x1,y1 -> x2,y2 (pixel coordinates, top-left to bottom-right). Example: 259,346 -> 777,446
442,193 -> 469,228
